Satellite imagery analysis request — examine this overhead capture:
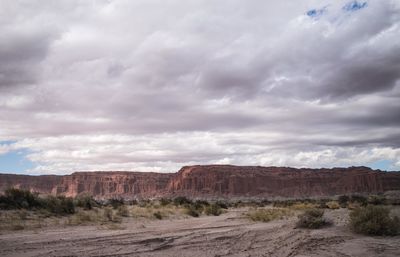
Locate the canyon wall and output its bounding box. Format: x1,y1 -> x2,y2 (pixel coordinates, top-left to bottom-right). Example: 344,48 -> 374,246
0,165 -> 399,199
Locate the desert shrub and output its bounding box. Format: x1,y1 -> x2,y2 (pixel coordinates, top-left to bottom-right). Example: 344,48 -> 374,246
159,198 -> 172,206
68,211 -> 96,225
138,200 -> 150,207
326,201 -> 340,209
185,205 -> 200,217
40,195 -> 75,215
103,207 -> 113,221
205,204 -> 222,216
296,209 -> 331,229
75,195 -> 96,210
367,195 -> 386,205
349,205 -> 400,236
195,200 -> 210,207
215,201 -> 228,209
17,210 -> 29,220
117,205 -> 129,217
153,211 -> 163,220
174,196 -> 192,206
247,208 -> 291,222
338,195 -> 349,208
0,188 -> 41,209
108,198 -> 124,209
290,202 -> 319,210
273,200 -> 295,208
350,195 -> 368,206
127,199 -> 138,205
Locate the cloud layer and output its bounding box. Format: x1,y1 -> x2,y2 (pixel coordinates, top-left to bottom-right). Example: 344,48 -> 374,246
1,0 -> 400,174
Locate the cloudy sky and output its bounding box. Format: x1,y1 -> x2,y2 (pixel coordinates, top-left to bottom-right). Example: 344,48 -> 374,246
1,0 -> 400,174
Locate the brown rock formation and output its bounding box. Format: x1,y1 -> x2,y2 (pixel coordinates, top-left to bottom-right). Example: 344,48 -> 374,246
167,165 -> 400,198
0,174 -> 61,194
53,172 -> 173,198
0,165 -> 399,199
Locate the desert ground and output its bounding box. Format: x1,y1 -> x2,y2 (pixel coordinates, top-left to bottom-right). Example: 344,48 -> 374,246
0,207 -> 399,257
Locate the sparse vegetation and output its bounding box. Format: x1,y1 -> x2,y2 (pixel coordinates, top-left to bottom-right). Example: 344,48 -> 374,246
350,195 -> 368,206
116,205 -> 129,217
247,208 -> 292,222
153,211 -> 163,219
367,195 -> 386,205
326,201 -> 340,209
185,205 -> 200,217
75,195 -> 97,210
349,205 -> 400,236
40,195 -> 75,215
338,195 -> 349,208
296,209 -> 331,229
173,196 -> 192,206
108,198 -> 125,209
205,204 -> 222,216
0,188 -> 41,209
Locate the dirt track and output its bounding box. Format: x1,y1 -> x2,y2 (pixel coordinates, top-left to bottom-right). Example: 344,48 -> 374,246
0,209 -> 399,257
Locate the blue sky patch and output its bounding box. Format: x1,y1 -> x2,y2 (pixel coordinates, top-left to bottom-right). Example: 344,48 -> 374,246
0,148 -> 36,174
369,159 -> 394,171
343,1 -> 367,12
306,8 -> 326,18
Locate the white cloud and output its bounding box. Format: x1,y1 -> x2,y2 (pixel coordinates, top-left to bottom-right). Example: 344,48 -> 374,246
1,0 -> 399,173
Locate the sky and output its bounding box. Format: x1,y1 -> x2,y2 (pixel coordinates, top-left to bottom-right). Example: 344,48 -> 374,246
0,0 -> 400,175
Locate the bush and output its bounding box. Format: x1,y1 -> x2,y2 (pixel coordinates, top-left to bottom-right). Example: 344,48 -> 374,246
116,205 -> 129,217
75,195 -> 96,210
349,205 -> 400,236
247,208 -> 291,222
103,207 -> 114,222
290,202 -> 319,210
0,188 -> 41,209
159,198 -> 172,206
205,204 -> 222,216
350,195 -> 368,206
338,195 -> 349,208
215,201 -> 228,209
153,211 -> 163,220
185,205 -> 200,217
296,209 -> 331,229
108,198 -> 124,209
367,195 -> 386,205
40,195 -> 75,215
174,196 -> 192,206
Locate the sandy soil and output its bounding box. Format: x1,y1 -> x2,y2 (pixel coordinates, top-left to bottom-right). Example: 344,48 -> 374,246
0,208 -> 399,257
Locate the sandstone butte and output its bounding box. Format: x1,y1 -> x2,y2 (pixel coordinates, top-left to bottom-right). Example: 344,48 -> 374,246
0,165 -> 399,199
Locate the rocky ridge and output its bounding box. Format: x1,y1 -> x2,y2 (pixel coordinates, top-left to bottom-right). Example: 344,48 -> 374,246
0,165 -> 399,199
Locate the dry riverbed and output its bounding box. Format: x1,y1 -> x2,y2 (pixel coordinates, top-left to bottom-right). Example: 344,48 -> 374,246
0,208 -> 399,257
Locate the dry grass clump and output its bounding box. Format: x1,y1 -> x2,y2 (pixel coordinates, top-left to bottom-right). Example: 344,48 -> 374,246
116,205 -> 129,217
296,209 -> 331,229
130,204 -> 185,219
247,208 -> 293,222
290,202 -> 319,210
350,205 -> 400,236
204,204 -> 222,216
326,201 -> 340,209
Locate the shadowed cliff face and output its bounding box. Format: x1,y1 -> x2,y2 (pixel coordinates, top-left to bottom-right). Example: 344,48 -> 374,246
0,165 -> 399,199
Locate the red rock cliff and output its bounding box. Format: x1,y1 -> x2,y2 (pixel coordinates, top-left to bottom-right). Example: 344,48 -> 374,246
0,174 -> 61,194
53,171 -> 173,198
167,165 -> 400,198
0,165 -> 399,199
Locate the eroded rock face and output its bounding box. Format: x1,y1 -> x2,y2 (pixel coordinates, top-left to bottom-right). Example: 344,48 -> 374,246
53,172 -> 173,198
167,165 -> 400,198
0,174 -> 61,194
0,165 -> 399,199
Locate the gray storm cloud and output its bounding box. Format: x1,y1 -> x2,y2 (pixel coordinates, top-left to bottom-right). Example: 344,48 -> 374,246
0,0 -> 399,174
